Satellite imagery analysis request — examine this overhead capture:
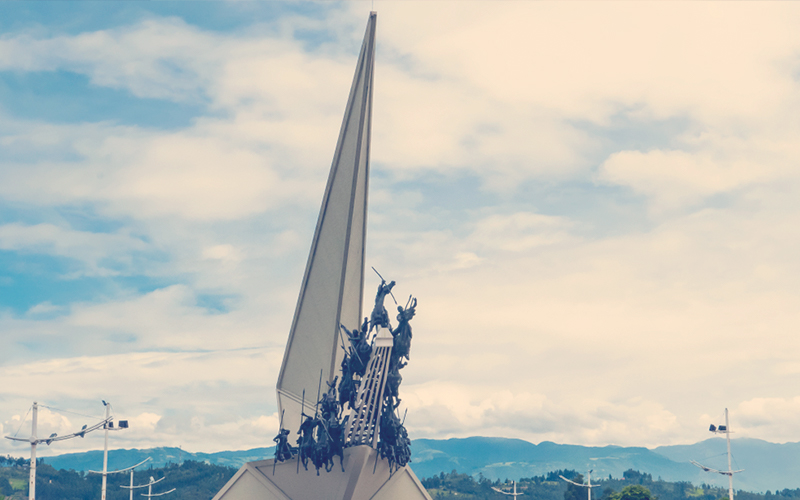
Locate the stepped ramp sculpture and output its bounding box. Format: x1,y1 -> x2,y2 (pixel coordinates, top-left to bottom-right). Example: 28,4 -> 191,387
213,12 -> 431,500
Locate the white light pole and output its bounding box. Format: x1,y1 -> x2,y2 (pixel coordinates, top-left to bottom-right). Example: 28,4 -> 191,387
27,402 -> 37,500
102,402 -> 109,500
122,475 -> 162,497
123,476 -> 176,498
4,401 -> 112,500
88,457 -> 150,500
492,480 -> 522,499
560,470 -> 601,500
144,486 -> 177,498
86,401 -> 130,500
691,408 -> 743,500
127,469 -> 136,500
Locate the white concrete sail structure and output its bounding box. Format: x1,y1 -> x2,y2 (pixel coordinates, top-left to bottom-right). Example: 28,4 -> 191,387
213,12 -> 432,500
276,11 -> 375,435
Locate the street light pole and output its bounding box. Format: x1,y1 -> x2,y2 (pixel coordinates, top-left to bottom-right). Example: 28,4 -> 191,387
101,402 -> 110,500
725,409 -> 734,500
128,469 -> 135,500
123,476 -> 175,498
492,480 -> 522,499
691,407 -> 743,500
560,470 -> 601,500
5,401 -> 112,500
86,401 -> 131,500
29,402 -> 38,500
89,457 -> 150,500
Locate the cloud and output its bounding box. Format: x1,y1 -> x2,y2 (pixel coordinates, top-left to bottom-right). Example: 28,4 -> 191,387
469,212 -> 574,252
128,412 -> 161,432
0,223 -> 150,276
402,381 -> 682,447
0,284 -> 284,357
0,17 -> 355,221
734,398 -> 800,443
27,302 -> 66,316
372,2 -> 800,124
3,3 -> 800,208
373,175 -> 800,444
0,11 -> 597,205
372,64 -> 592,186
596,130 -> 800,210
0,18 -> 219,102
202,244 -> 242,263
0,350 -> 282,454
0,122 -> 312,220
3,2 -> 800,455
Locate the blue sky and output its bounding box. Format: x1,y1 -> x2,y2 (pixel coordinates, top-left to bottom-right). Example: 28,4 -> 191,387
2,1 -> 800,470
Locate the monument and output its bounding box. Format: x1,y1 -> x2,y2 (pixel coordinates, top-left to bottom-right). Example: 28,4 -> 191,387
212,12 -> 432,500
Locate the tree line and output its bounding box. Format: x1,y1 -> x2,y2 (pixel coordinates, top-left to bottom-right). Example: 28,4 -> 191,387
421,469 -> 800,500
0,458 -> 236,500
5,455 -> 800,500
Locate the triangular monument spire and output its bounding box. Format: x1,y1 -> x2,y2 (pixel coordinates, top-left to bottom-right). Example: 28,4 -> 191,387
213,13 -> 432,499
276,12 -> 376,436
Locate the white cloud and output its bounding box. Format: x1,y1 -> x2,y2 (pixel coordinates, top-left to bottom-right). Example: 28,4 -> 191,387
402,381 -> 682,447
371,2 -> 800,126
598,150 -> 758,209
3,2 -> 800,455
596,127 -> 800,210
0,351 -> 282,454
128,412 -> 161,432
0,223 -> 150,276
27,302 -> 66,316
734,397 -> 800,443
202,244 -> 242,263
0,18 -> 219,102
0,121 -> 312,220
61,284 -> 275,351
469,213 -> 573,252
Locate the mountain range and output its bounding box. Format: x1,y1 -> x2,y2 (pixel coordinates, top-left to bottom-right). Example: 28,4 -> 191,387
39,437 -> 796,494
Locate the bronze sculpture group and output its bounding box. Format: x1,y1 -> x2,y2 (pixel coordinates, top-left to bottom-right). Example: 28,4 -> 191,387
272,274 -> 417,475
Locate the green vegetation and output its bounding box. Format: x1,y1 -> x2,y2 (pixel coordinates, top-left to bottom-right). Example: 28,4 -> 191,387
421,469 -> 800,500
610,485 -> 657,500
0,456 -> 236,500
5,452 -> 800,500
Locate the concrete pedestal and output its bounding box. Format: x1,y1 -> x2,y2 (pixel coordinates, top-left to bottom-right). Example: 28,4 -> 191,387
212,445 -> 431,500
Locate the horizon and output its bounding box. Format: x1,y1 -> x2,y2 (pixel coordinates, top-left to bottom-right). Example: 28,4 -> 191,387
3,1 -> 800,459
1,434 -> 790,460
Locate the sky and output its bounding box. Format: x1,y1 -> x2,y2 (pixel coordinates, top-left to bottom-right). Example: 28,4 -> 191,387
2,0 -> 800,460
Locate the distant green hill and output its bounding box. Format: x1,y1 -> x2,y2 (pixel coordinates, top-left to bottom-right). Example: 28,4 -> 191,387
411,437 -> 697,482
39,436 -> 800,494
411,437 -> 800,493
654,437 -> 800,493
42,446 -> 273,473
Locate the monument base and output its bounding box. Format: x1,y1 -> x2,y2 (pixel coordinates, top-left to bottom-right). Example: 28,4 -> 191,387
212,445 -> 432,500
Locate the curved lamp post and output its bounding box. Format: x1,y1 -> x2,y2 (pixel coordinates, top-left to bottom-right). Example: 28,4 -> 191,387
89,457 -> 150,500
492,480 -> 522,499
122,476 -> 176,498
560,470 -> 601,500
